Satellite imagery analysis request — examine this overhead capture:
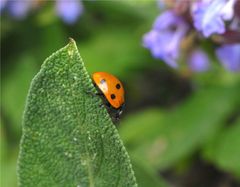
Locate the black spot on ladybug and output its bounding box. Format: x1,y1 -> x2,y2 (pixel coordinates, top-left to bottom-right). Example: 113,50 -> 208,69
100,79 -> 106,84
116,83 -> 121,89
111,94 -> 116,100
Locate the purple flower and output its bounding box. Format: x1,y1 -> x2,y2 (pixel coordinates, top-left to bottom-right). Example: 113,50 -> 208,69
153,10 -> 182,30
143,11 -> 188,68
216,44 -> 240,71
56,0 -> 84,24
229,17 -> 240,30
191,0 -> 237,37
0,0 -> 7,12
220,0 -> 236,20
8,0 -> 32,19
188,49 -> 210,72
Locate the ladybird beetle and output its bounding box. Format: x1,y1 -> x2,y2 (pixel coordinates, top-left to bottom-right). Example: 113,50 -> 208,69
92,72 -> 125,120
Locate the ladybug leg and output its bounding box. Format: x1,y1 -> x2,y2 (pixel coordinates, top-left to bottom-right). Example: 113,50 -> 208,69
99,100 -> 111,108
115,114 -> 120,121
116,110 -> 121,119
84,90 -> 105,108
117,105 -> 124,117
84,90 -> 104,97
105,102 -> 111,108
113,117 -> 120,124
113,114 -> 120,124
95,92 -> 104,96
112,107 -> 121,124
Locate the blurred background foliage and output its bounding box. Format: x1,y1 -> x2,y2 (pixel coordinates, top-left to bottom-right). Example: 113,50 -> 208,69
1,1 -> 240,187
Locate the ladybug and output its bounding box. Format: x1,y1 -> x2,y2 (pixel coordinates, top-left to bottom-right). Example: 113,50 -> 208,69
92,72 -> 125,121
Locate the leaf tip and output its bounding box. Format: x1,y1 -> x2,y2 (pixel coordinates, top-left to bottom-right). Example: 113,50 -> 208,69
67,38 -> 77,58
68,37 -> 76,44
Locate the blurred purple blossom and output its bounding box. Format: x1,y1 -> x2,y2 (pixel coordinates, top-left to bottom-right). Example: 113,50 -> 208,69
1,0 -> 85,24
191,0 -> 237,37
230,17 -> 240,30
216,44 -> 240,72
56,0 -> 84,24
8,0 -> 32,19
144,0 -> 240,72
0,0 -> 7,12
188,49 -> 210,72
143,10 -> 188,68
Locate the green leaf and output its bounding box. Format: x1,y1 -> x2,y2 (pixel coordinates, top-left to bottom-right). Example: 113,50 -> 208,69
203,118 -> 240,177
120,85 -> 239,170
17,39 -> 137,187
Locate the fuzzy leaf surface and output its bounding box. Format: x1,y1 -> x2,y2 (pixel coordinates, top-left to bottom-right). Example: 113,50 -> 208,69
18,39 -> 137,187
